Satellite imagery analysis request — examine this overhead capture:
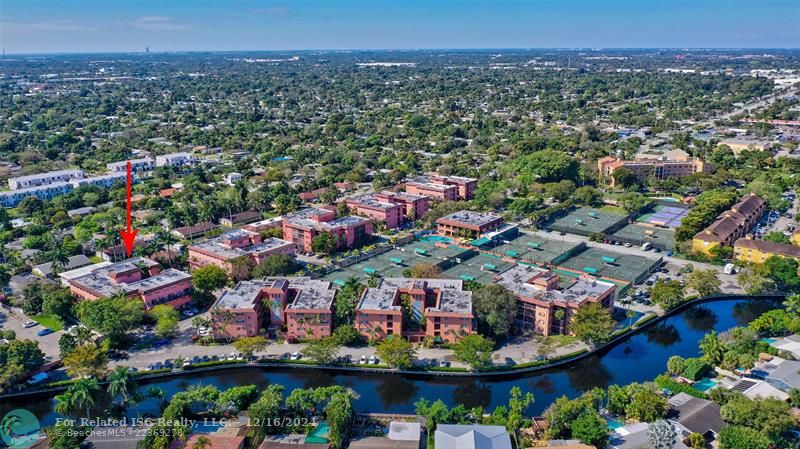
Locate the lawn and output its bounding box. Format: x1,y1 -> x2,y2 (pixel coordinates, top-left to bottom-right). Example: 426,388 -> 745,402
32,314 -> 64,331
89,255 -> 104,263
545,334 -> 580,346
598,205 -> 628,216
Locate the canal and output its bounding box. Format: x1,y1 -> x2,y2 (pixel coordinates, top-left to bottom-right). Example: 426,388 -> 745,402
1,298 -> 779,427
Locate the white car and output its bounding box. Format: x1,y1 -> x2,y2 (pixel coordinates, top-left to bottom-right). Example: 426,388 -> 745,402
23,321 -> 38,328
227,352 -> 237,361
368,355 -> 378,365
290,352 -> 301,360
182,359 -> 191,367
359,355 -> 368,364
235,353 -> 245,361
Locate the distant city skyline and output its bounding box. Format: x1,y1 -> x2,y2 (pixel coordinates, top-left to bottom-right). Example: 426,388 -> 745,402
2,0 -> 799,54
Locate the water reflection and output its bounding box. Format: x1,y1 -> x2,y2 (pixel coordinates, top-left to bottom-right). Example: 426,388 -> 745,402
565,359 -> 613,391
376,376 -> 420,407
733,301 -> 779,324
452,380 -> 492,409
644,323 -> 682,347
684,306 -> 719,331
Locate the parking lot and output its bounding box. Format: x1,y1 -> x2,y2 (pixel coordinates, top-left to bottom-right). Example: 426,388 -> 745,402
0,305 -> 63,361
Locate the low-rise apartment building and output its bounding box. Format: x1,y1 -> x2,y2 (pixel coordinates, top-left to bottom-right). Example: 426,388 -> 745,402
8,169 -> 84,190
345,191 -> 430,228
496,264 -> 616,336
0,182 -> 75,207
211,277 -> 335,340
107,158 -> 154,173
67,258 -> 193,309
70,173 -> 127,189
188,229 -> 296,278
356,278 -> 474,343
436,210 -> 504,239
155,152 -> 198,167
734,237 -> 800,264
598,155 -> 709,187
692,193 -> 766,255
282,207 -> 373,253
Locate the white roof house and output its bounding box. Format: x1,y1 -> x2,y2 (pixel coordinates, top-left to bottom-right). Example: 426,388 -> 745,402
435,424 -> 512,449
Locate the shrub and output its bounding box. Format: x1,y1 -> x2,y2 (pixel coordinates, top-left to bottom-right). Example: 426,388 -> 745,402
681,358 -> 710,381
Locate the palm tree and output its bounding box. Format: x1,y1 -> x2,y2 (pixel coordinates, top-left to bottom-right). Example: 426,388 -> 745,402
784,294 -> 800,315
67,378 -> 101,419
0,264 -> 10,289
107,366 -> 136,406
192,435 -> 213,449
54,391 -> 74,417
156,229 -> 178,266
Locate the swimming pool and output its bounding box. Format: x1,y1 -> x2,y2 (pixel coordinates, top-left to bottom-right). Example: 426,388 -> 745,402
420,235 -> 453,243
693,378 -> 718,392
305,421 -> 330,444
192,421 -> 223,434
606,417 -> 623,430
760,338 -> 778,344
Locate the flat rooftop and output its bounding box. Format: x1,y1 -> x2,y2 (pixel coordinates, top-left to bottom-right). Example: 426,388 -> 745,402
348,194 -> 400,211
496,263 -> 615,305
191,230 -> 293,260
437,210 -> 502,227
70,258 -> 188,297
10,169 -> 82,183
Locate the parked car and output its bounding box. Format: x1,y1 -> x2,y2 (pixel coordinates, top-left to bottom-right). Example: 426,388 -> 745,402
192,356 -> 200,364
369,355 -> 379,365
227,352 -> 237,361
36,328 -> 54,337
235,353 -> 245,361
23,321 -> 38,328
439,360 -> 449,367
202,355 -> 210,363
290,352 -> 301,360
183,359 -> 191,368
163,359 -> 174,369
359,355 -> 368,364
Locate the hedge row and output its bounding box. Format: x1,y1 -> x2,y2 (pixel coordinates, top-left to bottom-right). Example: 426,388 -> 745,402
181,360 -> 247,370
654,374 -> 706,398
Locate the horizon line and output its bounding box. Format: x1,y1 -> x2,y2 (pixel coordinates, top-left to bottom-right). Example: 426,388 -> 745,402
4,46 -> 800,57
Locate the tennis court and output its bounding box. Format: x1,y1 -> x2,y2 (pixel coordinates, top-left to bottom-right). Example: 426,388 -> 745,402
440,252 -> 515,285
323,239 -> 473,284
481,232 -> 585,265
557,247 -> 659,284
611,223 -> 676,251
635,204 -> 689,228
547,207 -> 628,236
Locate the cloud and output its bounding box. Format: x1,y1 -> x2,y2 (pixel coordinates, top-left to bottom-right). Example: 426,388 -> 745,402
131,16 -> 194,31
0,21 -> 96,34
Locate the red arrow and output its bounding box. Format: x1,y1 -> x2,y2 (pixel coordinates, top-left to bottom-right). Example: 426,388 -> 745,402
119,161 -> 138,258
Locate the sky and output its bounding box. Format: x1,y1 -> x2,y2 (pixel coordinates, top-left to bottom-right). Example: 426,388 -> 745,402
1,0 -> 799,54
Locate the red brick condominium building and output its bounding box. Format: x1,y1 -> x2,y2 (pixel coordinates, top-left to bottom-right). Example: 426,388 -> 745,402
355,277 -> 474,343
345,191 -> 430,228
211,277 -> 335,341
67,258 -> 193,310
188,229 -> 296,278
436,210 -> 504,240
282,207 -> 373,253
495,264 -> 616,336
404,174 -> 477,201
